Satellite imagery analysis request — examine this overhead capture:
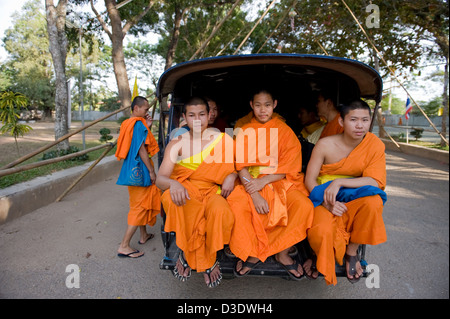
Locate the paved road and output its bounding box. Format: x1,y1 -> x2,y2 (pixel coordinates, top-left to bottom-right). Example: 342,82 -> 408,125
0,150 -> 448,302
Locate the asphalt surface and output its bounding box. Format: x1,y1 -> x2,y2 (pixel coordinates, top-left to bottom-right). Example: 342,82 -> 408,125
0,149 -> 448,302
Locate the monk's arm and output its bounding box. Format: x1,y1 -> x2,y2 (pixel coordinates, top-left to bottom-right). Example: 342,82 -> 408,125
244,173 -> 285,194
238,168 -> 269,214
138,143 -> 156,183
155,141 -> 190,206
220,172 -> 238,198
305,141 -> 325,192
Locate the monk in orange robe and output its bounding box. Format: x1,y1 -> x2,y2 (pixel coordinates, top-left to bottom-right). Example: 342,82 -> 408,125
305,99 -> 387,285
156,97 -> 237,288
234,110 -> 285,129
115,96 -> 161,259
315,88 -> 344,139
227,89 -> 314,280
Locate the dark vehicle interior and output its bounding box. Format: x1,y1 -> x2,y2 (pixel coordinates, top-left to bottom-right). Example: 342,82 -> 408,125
156,54 -> 382,280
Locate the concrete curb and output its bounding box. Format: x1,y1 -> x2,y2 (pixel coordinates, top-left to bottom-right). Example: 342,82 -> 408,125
0,155 -> 121,225
381,138 -> 449,164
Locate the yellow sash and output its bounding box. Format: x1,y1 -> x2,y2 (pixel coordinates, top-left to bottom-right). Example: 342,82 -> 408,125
317,174 -> 352,185
177,133 -> 224,194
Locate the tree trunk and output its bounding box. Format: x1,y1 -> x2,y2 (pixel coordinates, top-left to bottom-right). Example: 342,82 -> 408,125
164,6 -> 187,71
104,0 -> 131,117
45,0 -> 69,151
441,57 -> 448,147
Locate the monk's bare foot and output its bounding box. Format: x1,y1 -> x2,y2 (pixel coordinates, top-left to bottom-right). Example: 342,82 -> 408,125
345,254 -> 363,282
175,256 -> 191,280
275,252 -> 304,279
303,258 -> 319,279
117,247 -> 144,258
236,257 -> 260,276
204,262 -> 222,288
138,233 -> 154,244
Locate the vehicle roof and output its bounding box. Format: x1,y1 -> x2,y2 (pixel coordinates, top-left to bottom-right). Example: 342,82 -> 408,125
156,53 -> 382,112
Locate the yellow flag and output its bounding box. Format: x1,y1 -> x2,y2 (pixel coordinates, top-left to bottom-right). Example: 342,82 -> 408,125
132,75 -> 138,100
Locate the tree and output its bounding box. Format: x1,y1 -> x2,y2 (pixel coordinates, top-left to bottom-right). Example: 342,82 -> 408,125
154,0 -> 248,67
0,91 -> 32,156
395,0 -> 449,146
45,0 -> 70,151
88,0 -> 157,116
2,0 -> 55,118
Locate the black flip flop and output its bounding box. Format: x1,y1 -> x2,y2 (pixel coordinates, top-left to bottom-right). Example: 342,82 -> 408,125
277,259 -> 304,281
117,250 -> 143,258
345,253 -> 361,284
233,259 -> 260,277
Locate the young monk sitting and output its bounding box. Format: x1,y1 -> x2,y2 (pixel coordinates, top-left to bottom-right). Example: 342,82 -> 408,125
115,96 -> 160,259
227,88 -> 314,280
155,97 -> 237,288
304,99 -> 387,285
315,87 -> 344,139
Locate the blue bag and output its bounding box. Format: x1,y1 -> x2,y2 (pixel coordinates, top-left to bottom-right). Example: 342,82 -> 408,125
116,121 -> 152,187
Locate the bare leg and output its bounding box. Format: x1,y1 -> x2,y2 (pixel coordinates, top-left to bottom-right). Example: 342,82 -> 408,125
118,225 -> 144,258
138,226 -> 154,244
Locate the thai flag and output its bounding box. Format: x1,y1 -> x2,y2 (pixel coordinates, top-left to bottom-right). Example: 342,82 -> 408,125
405,97 -> 412,120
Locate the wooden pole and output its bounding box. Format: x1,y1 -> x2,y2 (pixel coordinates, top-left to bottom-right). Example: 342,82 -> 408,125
233,0 -> 277,54
0,143 -> 113,178
55,141 -> 117,202
1,105 -> 130,170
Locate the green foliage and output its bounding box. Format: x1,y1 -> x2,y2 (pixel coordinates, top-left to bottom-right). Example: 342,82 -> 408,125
117,116 -> 129,125
0,90 -> 32,155
410,128 -> 424,140
99,127 -> 113,143
2,0 -> 54,113
41,145 -> 89,162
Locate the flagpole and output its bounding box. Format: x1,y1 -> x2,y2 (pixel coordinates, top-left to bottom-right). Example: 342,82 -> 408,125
406,118 -> 409,144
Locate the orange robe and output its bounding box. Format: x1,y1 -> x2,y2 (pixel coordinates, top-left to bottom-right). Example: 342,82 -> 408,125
308,132 -> 387,285
115,117 -> 161,226
162,133 -> 235,272
228,117 -> 314,262
234,111 -> 285,129
319,113 -> 344,138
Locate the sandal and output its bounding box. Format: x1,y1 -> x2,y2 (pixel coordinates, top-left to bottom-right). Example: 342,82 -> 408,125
233,259 -> 260,277
303,256 -> 319,280
205,260 -> 222,288
276,259 -> 304,281
172,251 -> 191,282
345,253 -> 361,284
224,245 -> 236,259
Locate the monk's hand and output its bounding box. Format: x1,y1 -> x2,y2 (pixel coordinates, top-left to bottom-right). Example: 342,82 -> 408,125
244,177 -> 265,194
149,170 -> 156,185
323,180 -> 341,207
170,181 -> 190,206
250,193 -> 269,214
221,174 -> 237,198
144,114 -> 153,127
325,201 -> 347,217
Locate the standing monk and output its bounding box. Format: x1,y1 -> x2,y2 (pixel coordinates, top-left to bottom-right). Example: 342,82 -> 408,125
228,89 -> 314,280
115,96 -> 160,259
304,99 -> 387,285
156,97 -> 237,288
